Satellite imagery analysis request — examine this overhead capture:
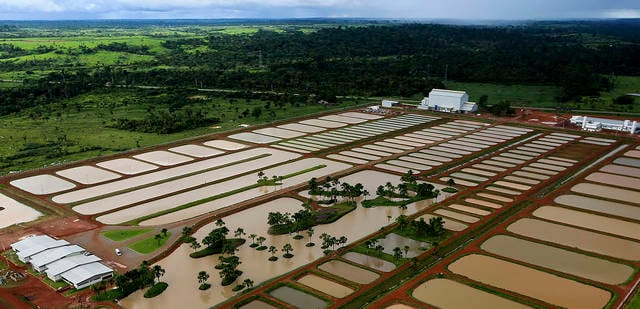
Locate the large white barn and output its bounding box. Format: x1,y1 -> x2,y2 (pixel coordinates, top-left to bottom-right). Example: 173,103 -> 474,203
419,89 -> 478,113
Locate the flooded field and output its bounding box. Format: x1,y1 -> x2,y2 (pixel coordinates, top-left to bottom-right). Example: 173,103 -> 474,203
56,166 -> 121,185
533,206 -> 640,240
300,119 -> 346,128
270,285 -> 328,308
378,233 -> 429,258
318,260 -> 379,284
449,204 -> 491,216
481,235 -> 633,285
600,164 -> 640,178
474,194 -> 511,203
239,300 -> 278,309
342,252 -> 396,272
420,214 -> 468,232
507,218 -> 640,260
202,140 -> 247,150
554,194 -> 640,221
586,172 -> 640,190
448,254 -> 611,309
133,150 -> 193,166
412,278 -> 530,309
278,123 -> 325,133
253,127 -> 306,139
228,132 -> 282,144
0,193 -> 43,228
97,158 -> 158,175
434,209 -> 480,223
168,144 -> 224,158
10,174 -> 76,195
297,274 -> 354,298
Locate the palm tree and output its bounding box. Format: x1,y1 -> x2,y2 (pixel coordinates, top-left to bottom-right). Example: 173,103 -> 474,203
161,228 -> 168,237
268,246 -> 278,261
181,226 -> 192,237
256,236 -> 266,248
243,278 -> 254,289
152,265 -> 165,283
234,227 -> 246,240
282,243 -> 293,258
362,189 -> 370,201
198,271 -> 209,285
154,234 -> 162,246
393,247 -> 403,261
215,219 -> 225,227
190,240 -> 201,252
403,245 -> 410,257
249,234 -> 257,247
306,227 -> 315,247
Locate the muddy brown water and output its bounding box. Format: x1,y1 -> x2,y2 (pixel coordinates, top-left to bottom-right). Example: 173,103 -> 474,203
253,127 -> 306,139
318,260 -> 380,284
326,154 -> 367,164
486,186 -> 521,195
512,171 -> 549,180
481,235 -> 634,285
586,172 -> 640,190
555,194 -> 640,221
228,132 -> 282,144
503,176 -> 539,185
434,209 -> 480,223
449,204 -> 491,216
239,300 -> 278,309
465,198 -> 503,209
269,285 -> 328,309
342,252 -> 396,272
475,193 -> 512,203
448,254 -> 611,309
297,274 -> 354,298
439,177 -> 477,187
507,218 -> 640,260
450,172 -> 488,182
377,233 -> 429,258
398,156 -> 442,167
386,160 -> 431,171
571,183 -> 640,204
299,119 -> 347,128
412,278 -> 530,309
384,305 -> 415,309
460,168 -> 496,177
493,181 -> 531,191
472,164 -> 507,172
320,115 -> 367,124
614,157 -> 640,168
533,206 -> 640,240
600,164 -> 640,178
278,123 -> 325,133
203,139 -> 247,150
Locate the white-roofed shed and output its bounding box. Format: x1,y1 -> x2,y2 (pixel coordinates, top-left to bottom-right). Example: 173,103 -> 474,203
11,235 -> 70,263
60,262 -> 113,289
30,245 -> 86,272
45,254 -> 102,281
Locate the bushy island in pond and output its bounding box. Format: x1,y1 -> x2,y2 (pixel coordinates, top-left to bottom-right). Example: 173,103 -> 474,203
189,219 -> 245,258
92,261 -> 167,301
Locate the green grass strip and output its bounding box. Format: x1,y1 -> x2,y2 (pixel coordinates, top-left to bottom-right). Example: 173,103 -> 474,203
101,228 -> 153,241
127,232 -> 172,254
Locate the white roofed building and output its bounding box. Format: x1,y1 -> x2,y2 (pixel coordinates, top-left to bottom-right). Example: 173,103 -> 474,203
45,254 -> 102,281
30,245 -> 86,272
419,89 -> 478,113
11,235 -> 70,263
60,262 -> 113,289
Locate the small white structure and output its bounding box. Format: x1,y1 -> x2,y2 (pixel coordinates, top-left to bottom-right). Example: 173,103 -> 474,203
570,116 -> 639,134
11,235 -> 70,263
419,89 -> 478,113
381,100 -> 399,108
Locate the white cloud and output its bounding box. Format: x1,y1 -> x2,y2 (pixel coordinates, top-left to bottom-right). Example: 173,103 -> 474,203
602,9 -> 640,18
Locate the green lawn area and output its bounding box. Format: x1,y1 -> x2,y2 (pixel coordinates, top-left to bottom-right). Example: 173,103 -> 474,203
601,75 -> 640,98
444,81 -> 561,108
629,292 -> 640,309
127,232 -> 172,254
102,228 -> 153,241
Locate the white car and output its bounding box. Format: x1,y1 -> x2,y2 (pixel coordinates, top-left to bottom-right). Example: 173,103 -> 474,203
115,248 -> 122,256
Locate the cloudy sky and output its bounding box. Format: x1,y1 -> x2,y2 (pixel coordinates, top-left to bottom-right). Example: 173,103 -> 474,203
0,0 -> 639,20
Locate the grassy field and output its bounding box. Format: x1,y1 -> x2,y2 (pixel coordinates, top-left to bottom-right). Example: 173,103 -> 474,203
127,232 -> 172,254
443,81 -> 561,108
102,228 -> 154,241
629,292 -> 640,309
0,88 -> 368,173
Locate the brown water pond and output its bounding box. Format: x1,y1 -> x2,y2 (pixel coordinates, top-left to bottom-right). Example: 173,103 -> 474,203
318,260 -> 380,284
586,172 -> 640,190
507,218 -> 640,260
481,235 -> 634,285
448,254 -> 611,309
555,194 -> 640,221
269,285 -> 328,309
600,164 -> 640,178
342,252 -> 396,272
297,274 -> 354,298
533,206 -> 640,240
412,278 -> 530,309
571,183 -> 640,204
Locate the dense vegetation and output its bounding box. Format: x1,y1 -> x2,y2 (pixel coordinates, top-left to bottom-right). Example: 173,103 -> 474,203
1,19 -> 639,172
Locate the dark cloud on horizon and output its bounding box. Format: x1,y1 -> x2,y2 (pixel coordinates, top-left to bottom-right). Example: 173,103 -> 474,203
0,0 -> 639,20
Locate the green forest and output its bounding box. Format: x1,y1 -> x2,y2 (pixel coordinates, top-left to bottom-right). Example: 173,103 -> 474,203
0,19 -> 639,172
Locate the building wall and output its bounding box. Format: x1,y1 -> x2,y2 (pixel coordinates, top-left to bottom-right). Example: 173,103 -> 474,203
429,92 -> 468,112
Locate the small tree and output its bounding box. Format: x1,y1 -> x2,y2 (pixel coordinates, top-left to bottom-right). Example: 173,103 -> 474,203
243,278 -> 254,289
393,247 -> 403,261
403,245 -> 410,257
190,240 -> 201,252
256,236 -> 266,247
154,234 -> 162,246
161,228 -> 168,237
446,178 -> 456,186
282,243 -> 294,258
234,227 -> 246,240
152,265 -> 165,283
249,234 -> 258,247
182,226 -> 193,237
215,219 -> 225,227
268,246 -> 278,261
306,227 -> 315,247
198,271 -> 209,285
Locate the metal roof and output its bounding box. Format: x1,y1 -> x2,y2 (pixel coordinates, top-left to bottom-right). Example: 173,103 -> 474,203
45,254 -> 102,277
61,262 -> 112,285
30,245 -> 85,268
11,235 -> 70,258
429,89 -> 468,98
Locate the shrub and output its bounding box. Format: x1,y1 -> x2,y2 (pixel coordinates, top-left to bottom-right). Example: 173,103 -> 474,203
143,282 -> 168,298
